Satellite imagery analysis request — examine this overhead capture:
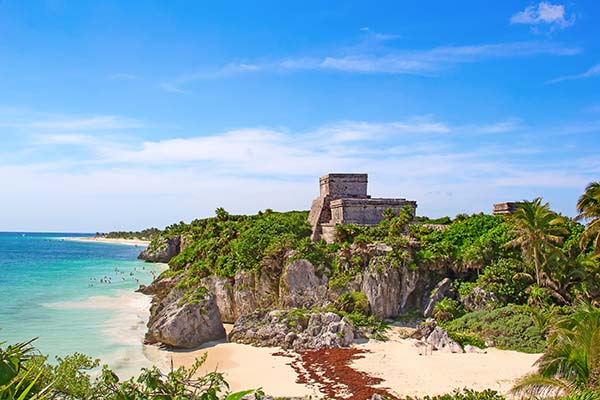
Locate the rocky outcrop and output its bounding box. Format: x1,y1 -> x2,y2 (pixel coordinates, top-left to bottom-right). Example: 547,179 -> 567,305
138,236 -> 181,263
361,260 -> 402,319
229,309 -> 354,351
146,288 -> 226,348
279,259 -> 328,309
201,275 -> 236,323
423,277 -> 453,317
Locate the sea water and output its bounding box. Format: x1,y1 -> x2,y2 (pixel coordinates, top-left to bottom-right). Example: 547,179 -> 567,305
0,232 -> 166,376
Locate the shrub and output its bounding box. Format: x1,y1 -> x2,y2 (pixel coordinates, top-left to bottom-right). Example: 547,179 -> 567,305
443,305 -> 546,353
335,292 -> 370,315
433,298 -> 465,323
408,388 -> 506,400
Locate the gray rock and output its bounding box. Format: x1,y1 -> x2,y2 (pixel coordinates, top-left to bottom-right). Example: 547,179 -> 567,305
229,309 -> 354,351
202,275 -> 236,323
146,288 -> 226,348
138,236 -> 181,263
426,326 -> 464,353
423,278 -> 452,317
412,319 -> 437,340
361,260 -> 402,319
464,344 -> 487,354
279,260 -> 328,309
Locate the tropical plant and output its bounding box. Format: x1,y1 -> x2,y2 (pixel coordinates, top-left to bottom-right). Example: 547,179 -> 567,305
507,198 -> 568,288
0,339 -> 52,400
576,181 -> 600,254
512,303 -> 600,398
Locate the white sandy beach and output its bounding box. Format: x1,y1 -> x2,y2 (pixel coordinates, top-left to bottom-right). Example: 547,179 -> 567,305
65,237 -> 151,246
351,328 -> 541,398
161,326 -> 541,398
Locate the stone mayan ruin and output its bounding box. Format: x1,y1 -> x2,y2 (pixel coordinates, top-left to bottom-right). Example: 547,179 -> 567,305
492,202 -> 521,215
308,173 -> 417,243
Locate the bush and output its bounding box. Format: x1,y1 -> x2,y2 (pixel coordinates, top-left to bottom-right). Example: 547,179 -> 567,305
408,388 -> 506,400
335,292 -> 370,315
443,305 -> 546,353
433,298 -> 465,323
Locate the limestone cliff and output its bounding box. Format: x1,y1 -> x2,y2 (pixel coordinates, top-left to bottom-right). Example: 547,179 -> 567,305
139,241 -> 446,349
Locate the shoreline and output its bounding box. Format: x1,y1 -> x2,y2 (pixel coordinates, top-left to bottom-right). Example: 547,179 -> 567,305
64,237 -> 151,246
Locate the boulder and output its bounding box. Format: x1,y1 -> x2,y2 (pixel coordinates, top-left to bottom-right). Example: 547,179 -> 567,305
425,326 -> 463,353
464,344 -> 487,354
146,288 -> 226,348
138,236 -> 181,263
229,309 -> 354,351
423,278 -> 453,317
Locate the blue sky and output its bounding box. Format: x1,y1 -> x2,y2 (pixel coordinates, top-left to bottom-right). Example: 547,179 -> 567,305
1,1 -> 599,232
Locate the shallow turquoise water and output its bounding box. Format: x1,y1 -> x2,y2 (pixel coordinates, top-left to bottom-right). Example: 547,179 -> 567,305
0,232 -> 163,371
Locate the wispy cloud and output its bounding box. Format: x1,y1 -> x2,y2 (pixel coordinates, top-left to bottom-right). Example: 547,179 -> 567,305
546,64 -> 600,84
510,2 -> 576,31
161,40 -> 580,92
359,27 -> 401,41
28,115 -> 144,131
281,41 -> 579,75
160,62 -> 261,93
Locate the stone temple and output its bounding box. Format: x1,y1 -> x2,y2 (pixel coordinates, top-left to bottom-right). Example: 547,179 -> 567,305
492,202 -> 521,215
308,173 -> 417,243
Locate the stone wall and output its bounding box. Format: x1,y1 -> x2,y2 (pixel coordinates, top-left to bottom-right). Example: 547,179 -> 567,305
330,198 -> 417,226
319,173 -> 368,198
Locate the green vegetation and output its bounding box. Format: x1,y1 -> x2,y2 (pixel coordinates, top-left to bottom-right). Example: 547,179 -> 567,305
443,305 -> 546,353
408,388 -> 506,400
0,339 -> 263,400
512,303 -> 600,398
97,228 -> 160,241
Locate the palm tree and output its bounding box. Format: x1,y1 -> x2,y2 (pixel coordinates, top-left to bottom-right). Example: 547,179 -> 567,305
576,182 -> 600,254
508,198 -> 568,287
512,303 -> 600,398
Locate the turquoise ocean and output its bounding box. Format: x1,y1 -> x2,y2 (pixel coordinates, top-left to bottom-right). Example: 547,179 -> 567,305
0,232 -> 166,375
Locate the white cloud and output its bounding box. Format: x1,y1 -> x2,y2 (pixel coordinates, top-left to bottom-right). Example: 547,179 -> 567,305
160,62 -> 261,93
35,134 -> 96,145
285,42 -> 579,75
2,115 -> 595,230
161,41 -> 580,91
28,115 -> 143,131
546,64 -> 600,84
359,27 -> 401,41
511,2 -> 575,30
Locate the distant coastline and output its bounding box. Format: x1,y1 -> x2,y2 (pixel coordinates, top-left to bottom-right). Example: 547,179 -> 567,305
64,237 -> 150,246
